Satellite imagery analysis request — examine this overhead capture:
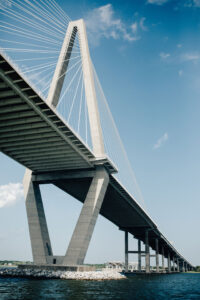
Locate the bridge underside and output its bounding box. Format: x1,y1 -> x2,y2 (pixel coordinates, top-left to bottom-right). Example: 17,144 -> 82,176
33,171 -> 179,258
0,53 -> 192,268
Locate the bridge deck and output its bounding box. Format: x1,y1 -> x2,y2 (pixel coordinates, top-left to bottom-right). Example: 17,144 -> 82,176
0,52 -> 192,267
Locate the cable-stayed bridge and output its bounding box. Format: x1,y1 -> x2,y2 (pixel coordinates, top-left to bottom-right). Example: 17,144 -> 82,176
0,0 -> 193,272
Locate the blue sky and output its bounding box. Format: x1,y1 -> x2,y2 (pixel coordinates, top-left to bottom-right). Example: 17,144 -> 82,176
0,0 -> 200,266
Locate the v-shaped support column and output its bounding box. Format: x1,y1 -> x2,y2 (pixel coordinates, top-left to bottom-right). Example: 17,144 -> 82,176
63,166 -> 109,265
23,169 -> 53,264
24,19 -> 108,266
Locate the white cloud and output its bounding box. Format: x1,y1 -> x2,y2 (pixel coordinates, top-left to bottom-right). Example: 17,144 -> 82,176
85,4 -> 140,45
131,22 -> 137,34
153,132 -> 168,149
177,44 -> 182,48
181,52 -> 200,62
184,0 -> 200,8
192,0 -> 200,7
139,17 -> 148,31
0,183 -> 24,208
160,52 -> 170,59
186,0 -> 200,7
147,0 -> 169,5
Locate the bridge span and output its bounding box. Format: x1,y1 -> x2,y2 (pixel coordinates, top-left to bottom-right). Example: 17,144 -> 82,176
0,19 -> 193,273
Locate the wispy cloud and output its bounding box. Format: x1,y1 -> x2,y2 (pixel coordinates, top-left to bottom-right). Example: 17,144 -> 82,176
131,22 -> 137,34
85,4 -> 140,46
160,52 -> 170,59
153,132 -> 168,149
139,17 -> 148,31
193,0 -> 200,6
147,0 -> 170,5
185,0 -> 200,7
0,183 -> 23,208
181,52 -> 200,62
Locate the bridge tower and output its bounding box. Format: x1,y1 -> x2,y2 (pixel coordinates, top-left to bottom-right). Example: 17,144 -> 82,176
23,19 -> 109,267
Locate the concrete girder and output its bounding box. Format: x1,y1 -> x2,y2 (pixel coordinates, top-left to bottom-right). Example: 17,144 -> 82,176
0,116 -> 42,127
0,132 -> 58,144
0,97 -> 23,106
11,147 -> 74,158
0,121 -> 48,133
34,165 -> 90,173
32,170 -> 95,183
0,81 -> 9,88
0,89 -> 17,97
23,159 -> 88,169
15,153 -> 82,164
0,110 -> 37,121
0,127 -> 53,139
7,144 -> 70,155
20,156 -> 86,165
0,103 -> 30,114
26,161 -> 89,170
0,137 -> 63,148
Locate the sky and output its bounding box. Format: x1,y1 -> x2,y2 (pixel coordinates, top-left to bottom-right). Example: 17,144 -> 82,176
0,0 -> 200,266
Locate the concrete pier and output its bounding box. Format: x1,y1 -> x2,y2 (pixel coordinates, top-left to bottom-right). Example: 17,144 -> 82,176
177,258 -> 180,272
23,169 -> 53,265
173,257 -> 175,272
145,230 -> 150,273
155,238 -> 159,273
162,247 -> 165,272
168,253 -> 171,273
138,240 -> 142,272
125,231 -> 128,273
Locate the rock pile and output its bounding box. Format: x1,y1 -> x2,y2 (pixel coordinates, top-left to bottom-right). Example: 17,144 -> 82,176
0,267 -> 126,280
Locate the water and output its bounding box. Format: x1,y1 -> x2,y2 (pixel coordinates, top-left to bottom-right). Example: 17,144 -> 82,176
0,273 -> 200,300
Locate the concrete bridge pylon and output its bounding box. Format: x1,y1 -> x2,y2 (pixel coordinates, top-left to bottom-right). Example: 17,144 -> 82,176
23,19 -> 109,267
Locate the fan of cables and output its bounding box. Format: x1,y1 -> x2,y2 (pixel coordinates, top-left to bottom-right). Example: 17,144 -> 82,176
0,0 -> 147,210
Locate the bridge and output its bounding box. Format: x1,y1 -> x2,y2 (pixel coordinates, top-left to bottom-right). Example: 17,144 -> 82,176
0,3 -> 193,273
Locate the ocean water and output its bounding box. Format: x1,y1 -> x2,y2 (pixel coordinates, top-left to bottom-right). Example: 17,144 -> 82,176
0,273 -> 200,300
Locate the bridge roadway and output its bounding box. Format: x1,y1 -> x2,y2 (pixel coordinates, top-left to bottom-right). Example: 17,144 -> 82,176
0,52 -> 193,270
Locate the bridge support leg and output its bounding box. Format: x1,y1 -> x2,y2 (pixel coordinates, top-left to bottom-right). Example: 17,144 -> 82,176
162,246 -> 165,272
23,169 -> 53,264
182,261 -> 185,272
155,238 -> 159,273
138,240 -> 142,272
173,256 -> 175,272
184,262 -> 186,272
177,259 -> 180,272
63,166 -> 109,266
168,253 -> 171,273
145,230 -> 150,273
125,231 -> 129,272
